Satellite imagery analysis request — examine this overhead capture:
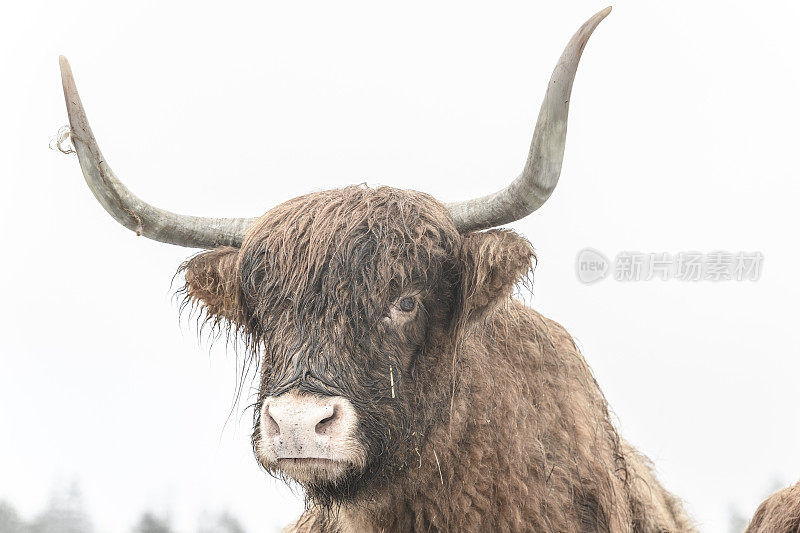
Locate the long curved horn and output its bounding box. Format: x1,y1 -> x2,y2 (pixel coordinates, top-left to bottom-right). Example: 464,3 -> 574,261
447,7 -> 611,232
59,56 -> 257,248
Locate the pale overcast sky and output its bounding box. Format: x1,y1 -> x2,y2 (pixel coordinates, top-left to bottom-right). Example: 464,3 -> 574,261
1,1 -> 799,532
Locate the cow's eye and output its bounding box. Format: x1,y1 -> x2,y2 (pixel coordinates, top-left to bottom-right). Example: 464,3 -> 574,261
398,297 -> 416,312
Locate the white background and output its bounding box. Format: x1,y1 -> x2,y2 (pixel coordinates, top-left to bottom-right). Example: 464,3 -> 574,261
1,1 -> 799,531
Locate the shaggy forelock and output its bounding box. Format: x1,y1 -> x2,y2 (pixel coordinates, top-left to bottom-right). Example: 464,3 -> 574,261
179,185 -> 460,354
237,185 -> 458,354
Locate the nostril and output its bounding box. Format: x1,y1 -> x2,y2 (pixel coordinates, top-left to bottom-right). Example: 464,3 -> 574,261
315,405 -> 338,436
263,406 -> 281,437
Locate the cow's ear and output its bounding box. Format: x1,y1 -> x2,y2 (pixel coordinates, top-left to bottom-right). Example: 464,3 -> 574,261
456,229 -> 535,328
179,246 -> 242,325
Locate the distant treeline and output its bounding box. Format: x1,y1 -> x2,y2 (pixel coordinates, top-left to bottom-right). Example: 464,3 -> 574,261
0,483 -> 246,533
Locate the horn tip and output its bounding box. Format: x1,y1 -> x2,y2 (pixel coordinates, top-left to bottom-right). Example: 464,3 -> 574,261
59,55 -> 75,90
58,55 -> 91,141
592,6 -> 613,23
59,55 -> 70,73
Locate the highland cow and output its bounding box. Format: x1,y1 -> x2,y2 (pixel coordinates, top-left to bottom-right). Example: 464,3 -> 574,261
746,481 -> 800,533
58,8 -> 695,532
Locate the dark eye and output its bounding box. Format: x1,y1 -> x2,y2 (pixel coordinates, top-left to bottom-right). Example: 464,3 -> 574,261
398,297 -> 416,312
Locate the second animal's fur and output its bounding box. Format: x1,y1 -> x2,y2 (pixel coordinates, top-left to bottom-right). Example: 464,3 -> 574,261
746,481 -> 800,533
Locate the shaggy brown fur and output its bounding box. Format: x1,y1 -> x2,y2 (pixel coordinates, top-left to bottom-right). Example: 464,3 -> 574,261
746,481 -> 800,533
180,185 -> 694,532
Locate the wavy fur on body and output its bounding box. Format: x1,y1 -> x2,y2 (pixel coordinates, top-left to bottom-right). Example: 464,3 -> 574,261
179,186 -> 694,532
746,481 -> 800,533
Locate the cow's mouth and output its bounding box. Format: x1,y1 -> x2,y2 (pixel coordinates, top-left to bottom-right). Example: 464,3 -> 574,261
276,457 -> 352,483
277,458 -> 339,468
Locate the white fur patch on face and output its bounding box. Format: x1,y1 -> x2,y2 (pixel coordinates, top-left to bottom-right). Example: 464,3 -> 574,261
255,391 -> 366,484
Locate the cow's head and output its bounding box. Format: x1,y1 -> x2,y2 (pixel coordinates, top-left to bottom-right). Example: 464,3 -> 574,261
58,8 -> 609,504
178,186 -> 537,501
